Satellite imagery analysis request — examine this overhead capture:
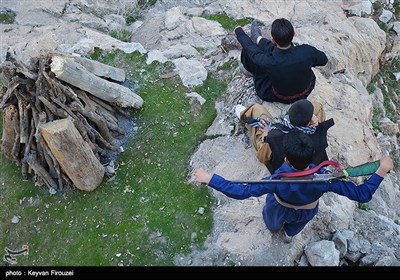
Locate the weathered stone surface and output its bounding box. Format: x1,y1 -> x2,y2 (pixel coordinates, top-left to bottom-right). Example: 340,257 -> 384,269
305,240 -> 340,266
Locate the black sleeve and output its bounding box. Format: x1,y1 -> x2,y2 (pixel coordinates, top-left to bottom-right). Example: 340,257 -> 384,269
311,46 -> 328,66
320,118 -> 335,129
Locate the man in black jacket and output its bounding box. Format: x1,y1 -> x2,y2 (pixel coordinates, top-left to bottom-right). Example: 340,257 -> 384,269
235,18 -> 328,103
235,99 -> 334,174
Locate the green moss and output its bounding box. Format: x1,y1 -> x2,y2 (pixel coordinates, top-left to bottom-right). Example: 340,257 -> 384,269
108,29 -> 132,42
0,49 -> 228,265
0,10 -> 16,24
204,13 -> 254,32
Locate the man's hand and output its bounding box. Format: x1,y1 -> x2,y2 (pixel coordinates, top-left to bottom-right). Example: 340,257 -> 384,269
376,155 -> 393,177
258,119 -> 269,133
308,114 -> 319,127
195,168 -> 212,185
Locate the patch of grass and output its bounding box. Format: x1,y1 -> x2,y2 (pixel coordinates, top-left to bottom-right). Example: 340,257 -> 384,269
123,0 -> 157,25
358,203 -> 370,211
366,83 -> 376,94
195,47 -> 207,56
217,59 -> 238,71
0,49 -> 227,265
390,150 -> 399,170
89,47 -> 103,60
371,108 -> 382,131
383,95 -> 396,121
377,21 -> 388,32
372,1 -> 382,17
204,13 -> 254,32
368,58 -> 400,123
394,1 -> 400,18
109,29 -> 132,42
0,10 -> 16,24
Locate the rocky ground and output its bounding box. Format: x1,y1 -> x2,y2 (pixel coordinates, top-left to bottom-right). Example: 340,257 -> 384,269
1,0 -> 399,266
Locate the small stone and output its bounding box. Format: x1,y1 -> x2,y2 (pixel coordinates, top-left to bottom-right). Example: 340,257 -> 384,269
116,253 -> 121,257
11,216 -> 20,224
198,207 -> 205,215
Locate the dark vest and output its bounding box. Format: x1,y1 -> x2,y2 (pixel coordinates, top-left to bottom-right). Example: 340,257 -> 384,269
264,118 -> 335,174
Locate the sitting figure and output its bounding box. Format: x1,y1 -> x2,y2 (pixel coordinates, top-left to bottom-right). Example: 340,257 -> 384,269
235,18 -> 328,103
235,99 -> 333,174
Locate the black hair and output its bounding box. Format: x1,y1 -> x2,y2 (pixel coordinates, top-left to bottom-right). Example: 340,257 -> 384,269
289,99 -> 314,127
271,18 -> 294,48
283,130 -> 314,170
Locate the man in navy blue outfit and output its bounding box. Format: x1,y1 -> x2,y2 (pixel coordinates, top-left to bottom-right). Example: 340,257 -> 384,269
194,130 -> 393,242
235,18 -> 328,103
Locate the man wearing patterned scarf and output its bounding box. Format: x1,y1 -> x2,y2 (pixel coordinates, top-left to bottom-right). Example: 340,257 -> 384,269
235,99 -> 334,174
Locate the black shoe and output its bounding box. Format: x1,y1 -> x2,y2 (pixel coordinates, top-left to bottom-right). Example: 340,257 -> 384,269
251,20 -> 262,43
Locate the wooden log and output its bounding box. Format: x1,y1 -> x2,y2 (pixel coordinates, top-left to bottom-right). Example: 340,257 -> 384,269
0,81 -> 19,109
87,93 -> 116,113
34,111 -> 47,167
49,99 -> 95,152
74,56 -> 126,82
17,92 -> 29,143
25,152 -> 58,190
40,118 -> 105,191
38,137 -> 57,179
1,105 -> 20,163
50,55 -> 143,108
22,119 -> 35,180
48,51 -> 126,82
76,112 -> 117,151
70,94 -> 118,147
37,96 -> 68,118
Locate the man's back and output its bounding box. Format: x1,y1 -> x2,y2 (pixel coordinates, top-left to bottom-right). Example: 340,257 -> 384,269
235,19 -> 328,103
265,118 -> 335,174
249,40 -> 328,102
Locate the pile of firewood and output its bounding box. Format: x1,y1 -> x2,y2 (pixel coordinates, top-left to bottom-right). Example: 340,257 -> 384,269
0,52 -> 143,192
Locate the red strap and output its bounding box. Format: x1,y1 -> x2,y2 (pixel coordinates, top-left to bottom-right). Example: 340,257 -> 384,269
271,81 -> 313,100
277,160 -> 341,177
